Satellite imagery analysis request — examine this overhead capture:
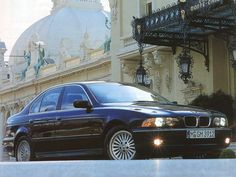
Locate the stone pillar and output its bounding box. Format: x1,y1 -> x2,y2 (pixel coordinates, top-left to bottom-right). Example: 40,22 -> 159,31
0,41 -> 7,86
209,36 -> 229,94
152,0 -> 158,11
109,0 -> 122,82
137,0 -> 146,17
0,111 -> 3,161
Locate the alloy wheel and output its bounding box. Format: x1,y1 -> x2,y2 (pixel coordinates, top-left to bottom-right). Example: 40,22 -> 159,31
109,130 -> 136,160
17,140 -> 31,161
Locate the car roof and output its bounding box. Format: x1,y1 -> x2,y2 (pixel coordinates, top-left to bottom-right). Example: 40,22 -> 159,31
46,81 -> 116,90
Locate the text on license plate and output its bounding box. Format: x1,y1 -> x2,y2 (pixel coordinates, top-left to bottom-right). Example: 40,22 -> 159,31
186,129 -> 215,139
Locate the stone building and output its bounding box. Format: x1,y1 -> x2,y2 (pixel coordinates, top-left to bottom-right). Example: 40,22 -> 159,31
0,0 -> 236,161
0,0 -> 111,160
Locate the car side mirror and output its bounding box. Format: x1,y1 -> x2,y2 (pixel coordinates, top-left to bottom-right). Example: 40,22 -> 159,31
73,100 -> 93,112
44,105 -> 56,112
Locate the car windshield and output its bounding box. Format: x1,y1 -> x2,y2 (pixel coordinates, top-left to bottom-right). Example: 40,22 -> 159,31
87,83 -> 170,104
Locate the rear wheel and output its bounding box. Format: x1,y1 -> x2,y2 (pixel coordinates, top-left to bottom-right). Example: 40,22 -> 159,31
15,136 -> 33,161
105,126 -> 136,160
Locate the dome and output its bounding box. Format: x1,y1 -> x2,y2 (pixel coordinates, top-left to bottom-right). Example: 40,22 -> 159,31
10,0 -> 110,74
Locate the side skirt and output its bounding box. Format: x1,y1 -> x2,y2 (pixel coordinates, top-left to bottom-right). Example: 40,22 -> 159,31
35,148 -> 104,159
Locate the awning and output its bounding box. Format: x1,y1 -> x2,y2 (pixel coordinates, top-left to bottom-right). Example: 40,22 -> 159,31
132,0 -> 236,71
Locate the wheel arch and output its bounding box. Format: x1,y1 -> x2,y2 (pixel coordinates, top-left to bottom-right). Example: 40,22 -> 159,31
102,119 -> 130,140
14,127 -> 30,155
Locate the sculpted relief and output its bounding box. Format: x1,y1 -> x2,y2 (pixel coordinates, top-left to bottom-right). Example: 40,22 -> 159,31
60,38 -> 72,60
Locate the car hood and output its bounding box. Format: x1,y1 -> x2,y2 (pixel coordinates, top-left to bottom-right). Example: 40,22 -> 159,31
102,102 -> 224,117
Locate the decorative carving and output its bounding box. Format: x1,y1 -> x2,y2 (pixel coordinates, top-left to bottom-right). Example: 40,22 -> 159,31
152,50 -> 163,66
34,42 -> 46,78
165,73 -> 172,93
154,71 -> 162,93
0,106 -> 6,112
103,35 -> 111,53
21,51 -> 31,80
143,53 -> 154,71
80,31 -> 93,61
181,81 -> 203,104
28,33 -> 40,68
142,50 -> 171,93
60,38 -> 72,60
121,61 -> 136,77
105,16 -> 111,29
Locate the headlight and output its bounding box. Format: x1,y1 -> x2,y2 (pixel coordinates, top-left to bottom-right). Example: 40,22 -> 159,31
155,118 -> 165,127
213,117 -> 228,127
141,117 -> 179,128
165,118 -> 179,127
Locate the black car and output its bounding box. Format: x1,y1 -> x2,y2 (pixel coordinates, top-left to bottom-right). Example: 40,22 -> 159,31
3,82 -> 231,161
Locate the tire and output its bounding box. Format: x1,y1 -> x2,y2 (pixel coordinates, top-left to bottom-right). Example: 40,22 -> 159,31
206,150 -> 221,159
104,126 -> 136,160
15,136 -> 33,161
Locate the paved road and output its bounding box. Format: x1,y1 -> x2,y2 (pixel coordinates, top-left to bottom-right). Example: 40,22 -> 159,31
1,159 -> 236,177
3,142 -> 236,162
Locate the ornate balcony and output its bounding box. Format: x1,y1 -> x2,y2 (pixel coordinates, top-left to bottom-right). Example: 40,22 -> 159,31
132,0 -> 236,71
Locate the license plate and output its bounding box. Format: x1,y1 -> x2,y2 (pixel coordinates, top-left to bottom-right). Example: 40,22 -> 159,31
186,129 -> 215,139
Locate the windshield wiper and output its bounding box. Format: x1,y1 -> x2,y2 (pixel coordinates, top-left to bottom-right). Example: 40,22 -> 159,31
134,101 -> 173,105
134,101 -> 160,103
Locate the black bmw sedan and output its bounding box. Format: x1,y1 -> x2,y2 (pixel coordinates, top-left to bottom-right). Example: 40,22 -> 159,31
3,82 -> 231,161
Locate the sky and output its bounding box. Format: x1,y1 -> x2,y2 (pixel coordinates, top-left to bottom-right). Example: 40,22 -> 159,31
0,0 -> 110,60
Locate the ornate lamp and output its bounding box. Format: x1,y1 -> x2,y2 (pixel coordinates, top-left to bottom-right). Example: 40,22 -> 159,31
176,49 -> 193,84
136,60 -> 149,86
134,22 -> 150,87
176,0 -> 194,84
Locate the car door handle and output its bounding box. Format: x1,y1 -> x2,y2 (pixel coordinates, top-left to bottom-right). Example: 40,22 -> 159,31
29,119 -> 34,124
29,119 -> 46,124
55,117 -> 62,125
56,117 -> 61,121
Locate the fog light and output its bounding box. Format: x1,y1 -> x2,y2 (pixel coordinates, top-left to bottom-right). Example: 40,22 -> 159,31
154,138 -> 163,146
225,138 -> 231,144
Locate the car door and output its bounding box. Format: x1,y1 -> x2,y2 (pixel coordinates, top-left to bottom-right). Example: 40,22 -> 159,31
28,87 -> 63,154
54,85 -> 104,153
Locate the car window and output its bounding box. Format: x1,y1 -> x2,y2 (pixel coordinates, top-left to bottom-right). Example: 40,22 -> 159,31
61,86 -> 89,110
30,95 -> 43,114
87,83 -> 170,104
39,87 -> 62,112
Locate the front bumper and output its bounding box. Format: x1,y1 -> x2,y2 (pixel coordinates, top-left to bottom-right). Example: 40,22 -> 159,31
132,128 -> 231,157
2,137 -> 15,157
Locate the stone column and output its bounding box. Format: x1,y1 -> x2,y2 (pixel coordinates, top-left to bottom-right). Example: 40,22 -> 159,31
0,41 -> 7,86
0,111 -> 3,161
137,0 -> 146,17
109,0 -> 122,82
152,0 -> 158,11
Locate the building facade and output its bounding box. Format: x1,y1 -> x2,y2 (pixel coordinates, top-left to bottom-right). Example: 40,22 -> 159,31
0,0 -> 111,160
0,0 -> 236,161
110,0 -> 236,105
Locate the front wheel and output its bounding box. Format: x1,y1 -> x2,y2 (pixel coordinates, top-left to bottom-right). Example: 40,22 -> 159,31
105,126 -> 136,160
15,137 -> 33,161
